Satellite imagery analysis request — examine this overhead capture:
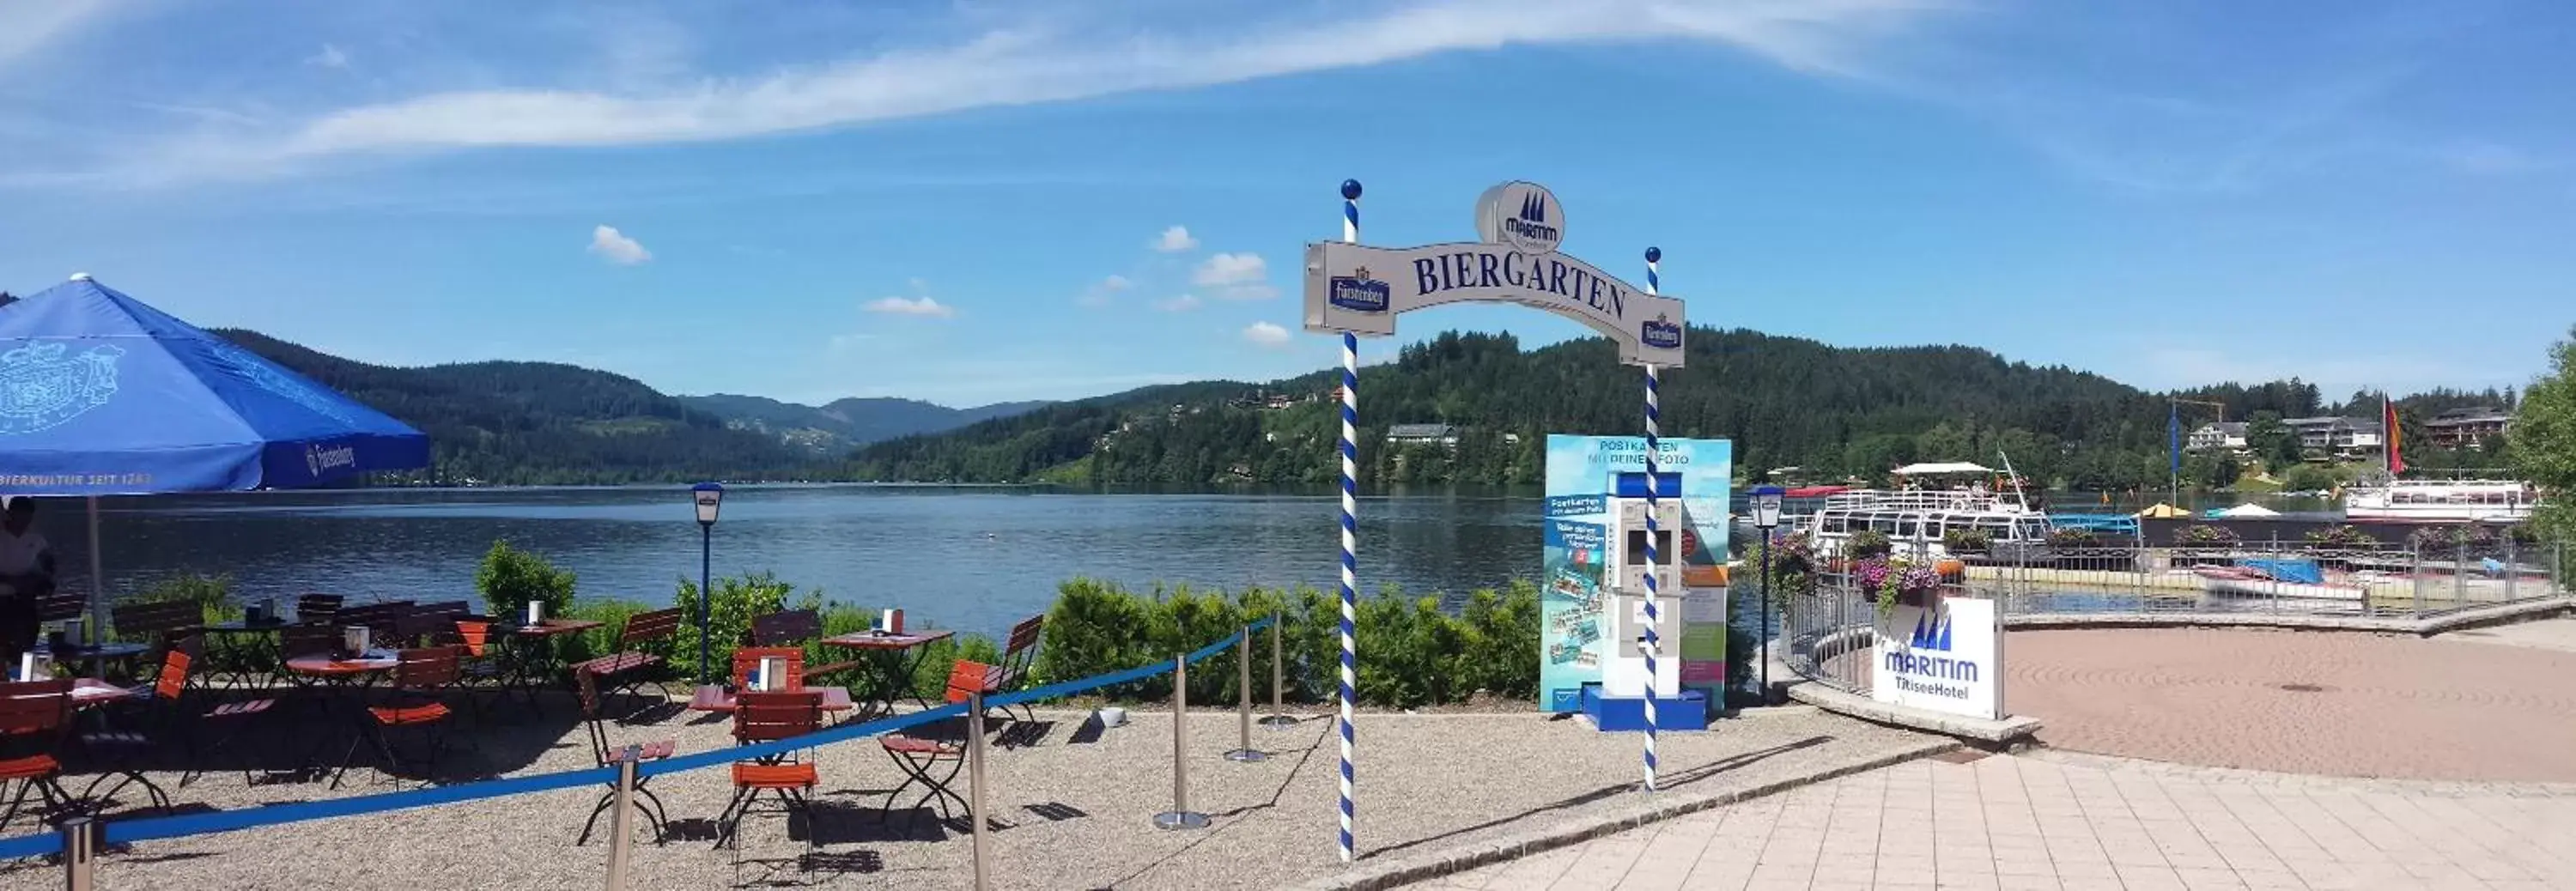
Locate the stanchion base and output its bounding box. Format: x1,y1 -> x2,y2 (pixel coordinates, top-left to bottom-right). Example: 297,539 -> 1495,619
1256,715 -> 1299,730
1224,749 -> 1269,763
1153,810 -> 1212,831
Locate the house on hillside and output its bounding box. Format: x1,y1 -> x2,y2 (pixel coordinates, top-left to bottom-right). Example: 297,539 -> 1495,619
2186,422 -> 2249,452
2283,416 -> 2383,455
2426,407 -> 2512,449
1385,423 -> 1460,447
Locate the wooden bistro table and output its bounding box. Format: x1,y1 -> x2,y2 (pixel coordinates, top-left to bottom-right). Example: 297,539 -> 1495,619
685,684 -> 854,716
501,618 -> 604,706
819,629 -> 954,720
283,651 -> 399,785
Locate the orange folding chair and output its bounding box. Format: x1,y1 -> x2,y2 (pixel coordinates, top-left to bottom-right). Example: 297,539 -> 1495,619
714,690 -> 823,851
878,660 -> 992,830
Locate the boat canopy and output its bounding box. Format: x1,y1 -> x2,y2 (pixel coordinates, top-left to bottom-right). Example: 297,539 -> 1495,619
1891,462 -> 1996,476
2215,503 -> 2281,518
1783,485 -> 1848,498
2136,503 -> 2190,518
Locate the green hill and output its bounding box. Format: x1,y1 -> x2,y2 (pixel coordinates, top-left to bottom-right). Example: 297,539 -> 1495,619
216,330 -> 813,485
846,328 -> 2512,489
677,394 -> 1051,453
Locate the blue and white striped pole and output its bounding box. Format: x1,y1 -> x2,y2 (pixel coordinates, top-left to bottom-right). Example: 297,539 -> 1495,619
1336,178 -> 1363,864
1641,245 -> 1662,793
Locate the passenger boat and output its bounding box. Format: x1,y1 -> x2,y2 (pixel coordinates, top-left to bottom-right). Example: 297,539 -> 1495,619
1801,463 -> 2055,560
2342,479 -> 2538,523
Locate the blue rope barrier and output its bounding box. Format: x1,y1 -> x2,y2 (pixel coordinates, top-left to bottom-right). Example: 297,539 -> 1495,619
106,765 -> 617,845
16,617 -> 1274,857
0,831 -> 60,860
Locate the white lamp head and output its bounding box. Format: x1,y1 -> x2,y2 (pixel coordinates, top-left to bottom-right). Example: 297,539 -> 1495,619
692,482 -> 724,525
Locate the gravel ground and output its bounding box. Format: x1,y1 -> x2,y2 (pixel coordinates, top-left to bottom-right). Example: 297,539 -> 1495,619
1,695 -> 1941,890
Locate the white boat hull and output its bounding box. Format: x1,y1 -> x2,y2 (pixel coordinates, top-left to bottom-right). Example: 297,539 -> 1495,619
2198,576 -> 2366,602
2341,504 -> 2534,524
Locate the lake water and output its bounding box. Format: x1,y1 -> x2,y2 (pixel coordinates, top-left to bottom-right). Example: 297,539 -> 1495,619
41,485 -> 1555,638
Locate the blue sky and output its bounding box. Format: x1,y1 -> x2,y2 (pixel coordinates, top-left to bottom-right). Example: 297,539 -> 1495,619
1,0 -> 2567,408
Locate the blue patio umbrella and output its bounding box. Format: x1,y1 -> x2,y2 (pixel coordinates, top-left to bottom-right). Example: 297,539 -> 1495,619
0,275 -> 430,644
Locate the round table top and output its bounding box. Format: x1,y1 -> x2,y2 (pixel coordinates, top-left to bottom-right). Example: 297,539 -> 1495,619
285,652 -> 398,675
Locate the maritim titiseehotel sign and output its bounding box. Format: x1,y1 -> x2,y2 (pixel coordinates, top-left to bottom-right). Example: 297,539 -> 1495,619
1303,181 -> 1686,367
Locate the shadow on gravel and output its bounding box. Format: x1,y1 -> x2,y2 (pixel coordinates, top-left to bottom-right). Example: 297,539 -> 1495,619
1358,734 -> 1836,862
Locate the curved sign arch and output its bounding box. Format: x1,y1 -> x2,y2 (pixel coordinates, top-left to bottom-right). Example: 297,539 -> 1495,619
1302,181 -> 1686,367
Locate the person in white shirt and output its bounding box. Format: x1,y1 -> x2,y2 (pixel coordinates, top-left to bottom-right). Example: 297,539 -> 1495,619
0,497 -> 54,664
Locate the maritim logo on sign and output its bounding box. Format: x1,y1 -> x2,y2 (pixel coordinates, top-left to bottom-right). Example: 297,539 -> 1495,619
1870,597 -> 2001,720
1475,181 -> 1564,254
1327,266 -> 1391,313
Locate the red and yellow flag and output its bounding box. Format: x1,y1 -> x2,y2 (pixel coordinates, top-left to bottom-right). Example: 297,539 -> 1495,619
2385,397 -> 2407,475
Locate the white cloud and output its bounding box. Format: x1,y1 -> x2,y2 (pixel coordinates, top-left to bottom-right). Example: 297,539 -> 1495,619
1192,252 -> 1266,286
586,225 -> 651,264
1156,294 -> 1202,312
1193,252 -> 1274,300
307,43 -> 349,70
1242,321 -> 1292,348
1151,226 -> 1199,252
1077,274 -> 1133,307
0,0 -> 114,69
70,0 -> 1941,181
866,295 -> 955,318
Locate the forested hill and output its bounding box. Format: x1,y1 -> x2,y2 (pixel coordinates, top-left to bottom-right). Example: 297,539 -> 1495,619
848,328 -> 2168,487
844,327 -> 2513,489
218,330 -> 813,485
675,393 -> 1051,453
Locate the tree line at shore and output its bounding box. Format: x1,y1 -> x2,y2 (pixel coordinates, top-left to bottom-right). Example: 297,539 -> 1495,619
848,327 -> 2526,492
220,321 -> 2562,506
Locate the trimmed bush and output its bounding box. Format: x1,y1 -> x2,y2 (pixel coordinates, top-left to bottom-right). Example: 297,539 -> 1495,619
476,540 -> 576,624
1031,578 -> 1541,709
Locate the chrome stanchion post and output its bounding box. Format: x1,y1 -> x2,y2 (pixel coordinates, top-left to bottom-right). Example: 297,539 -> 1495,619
1153,655 -> 1210,829
969,688 -> 993,890
63,816 -> 94,891
1226,627 -> 1267,762
605,745 -> 636,890
1261,612 -> 1295,730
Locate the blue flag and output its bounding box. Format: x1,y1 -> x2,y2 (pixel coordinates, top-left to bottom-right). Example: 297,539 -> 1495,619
2168,402 -> 2181,479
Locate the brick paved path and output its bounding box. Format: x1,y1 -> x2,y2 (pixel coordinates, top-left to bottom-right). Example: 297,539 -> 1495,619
1411,751 -> 2576,890
2002,628 -> 2576,781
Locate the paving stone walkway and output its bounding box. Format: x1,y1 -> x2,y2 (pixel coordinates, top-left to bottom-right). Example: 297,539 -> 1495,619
1405,750 -> 2576,891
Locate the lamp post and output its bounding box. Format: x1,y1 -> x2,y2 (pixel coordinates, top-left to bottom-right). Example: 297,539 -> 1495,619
691,482 -> 724,682
1748,485 -> 1785,704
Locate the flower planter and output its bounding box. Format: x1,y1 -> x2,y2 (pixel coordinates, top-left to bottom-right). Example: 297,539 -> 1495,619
1895,587 -> 1938,608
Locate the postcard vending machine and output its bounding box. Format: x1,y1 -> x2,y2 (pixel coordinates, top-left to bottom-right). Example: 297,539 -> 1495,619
1541,434 -> 1729,731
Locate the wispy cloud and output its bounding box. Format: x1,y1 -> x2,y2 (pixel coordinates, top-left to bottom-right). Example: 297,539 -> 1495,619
0,0 -> 114,69
306,43 -> 349,70
1242,321 -> 1292,348
1156,294 -> 1201,312
1151,225 -> 1199,252
1077,274 -> 1133,307
46,0 -> 1943,185
586,224 -> 651,264
865,295 -> 956,318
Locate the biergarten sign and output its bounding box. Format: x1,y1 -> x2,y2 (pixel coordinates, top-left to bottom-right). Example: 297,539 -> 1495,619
1303,180 -> 1686,367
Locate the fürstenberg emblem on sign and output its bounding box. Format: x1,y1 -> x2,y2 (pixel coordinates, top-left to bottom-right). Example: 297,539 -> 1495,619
1303,181 -> 1685,367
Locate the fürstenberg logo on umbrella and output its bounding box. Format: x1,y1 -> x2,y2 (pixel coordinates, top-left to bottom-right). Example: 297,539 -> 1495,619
306,442 -> 356,476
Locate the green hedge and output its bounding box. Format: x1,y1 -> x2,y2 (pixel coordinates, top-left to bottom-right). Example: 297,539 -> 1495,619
1032,578 -> 1542,708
